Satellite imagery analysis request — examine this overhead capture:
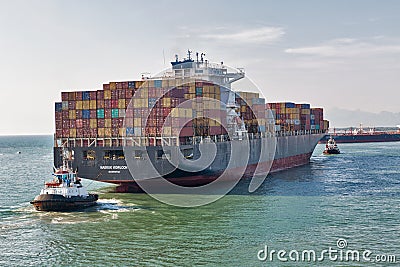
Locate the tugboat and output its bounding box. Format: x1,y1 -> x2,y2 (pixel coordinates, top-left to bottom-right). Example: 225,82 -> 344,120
31,152 -> 98,211
323,137 -> 340,155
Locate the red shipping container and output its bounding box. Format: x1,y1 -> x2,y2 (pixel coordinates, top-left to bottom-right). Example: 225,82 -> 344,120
111,90 -> 118,100
105,109 -> 111,118
76,119 -> 83,128
55,112 -> 62,120
104,100 -> 112,109
122,81 -> 129,89
75,91 -> 83,100
112,118 -> 119,128
117,89 -> 125,99
68,92 -> 76,101
76,129 -> 84,137
68,101 -> 76,110
97,100 -> 105,109
62,129 -> 70,137
69,120 -> 76,128
97,119 -> 105,128
75,110 -> 82,119
82,119 -> 90,129
55,119 -> 62,129
103,84 -> 110,90
90,129 -> 97,137
111,100 -> 118,108
61,92 -> 69,101
89,91 -> 97,100
56,129 -> 63,138
126,89 -> 134,99
97,90 -> 104,100
112,128 -> 119,137
62,119 -> 69,129
90,110 -> 97,119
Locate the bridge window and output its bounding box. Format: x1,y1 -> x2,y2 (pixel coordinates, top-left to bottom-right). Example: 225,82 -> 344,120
104,150 -> 125,160
83,150 -> 96,160
157,150 -> 171,160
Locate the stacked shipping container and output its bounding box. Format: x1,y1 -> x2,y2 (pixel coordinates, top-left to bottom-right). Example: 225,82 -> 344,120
55,80 -> 328,142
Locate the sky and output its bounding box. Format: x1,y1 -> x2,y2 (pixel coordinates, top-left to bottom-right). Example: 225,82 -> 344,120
0,0 -> 399,134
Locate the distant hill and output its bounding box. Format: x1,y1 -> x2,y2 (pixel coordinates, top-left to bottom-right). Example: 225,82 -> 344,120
325,108 -> 400,128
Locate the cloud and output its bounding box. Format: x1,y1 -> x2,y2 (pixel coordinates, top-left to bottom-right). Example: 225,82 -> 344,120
200,26 -> 285,44
285,38 -> 400,57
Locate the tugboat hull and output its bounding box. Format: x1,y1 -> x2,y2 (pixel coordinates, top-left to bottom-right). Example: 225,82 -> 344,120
323,149 -> 340,155
30,194 -> 98,211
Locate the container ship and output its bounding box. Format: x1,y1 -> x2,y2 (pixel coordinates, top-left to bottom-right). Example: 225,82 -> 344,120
54,52 -> 328,192
319,126 -> 400,143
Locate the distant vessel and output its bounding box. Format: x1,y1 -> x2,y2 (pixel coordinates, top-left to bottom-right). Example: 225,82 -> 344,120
320,125 -> 400,143
31,153 -> 98,211
323,137 -> 340,154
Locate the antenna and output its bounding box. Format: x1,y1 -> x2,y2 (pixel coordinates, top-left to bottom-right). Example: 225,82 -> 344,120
175,54 -> 179,62
163,49 -> 166,67
196,52 -> 199,62
187,49 -> 192,60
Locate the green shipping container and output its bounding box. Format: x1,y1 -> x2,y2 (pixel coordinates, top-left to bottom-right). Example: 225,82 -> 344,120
97,109 -> 105,119
111,109 -> 119,118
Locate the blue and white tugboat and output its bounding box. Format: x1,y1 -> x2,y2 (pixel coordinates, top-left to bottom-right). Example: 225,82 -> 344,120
31,153 -> 98,211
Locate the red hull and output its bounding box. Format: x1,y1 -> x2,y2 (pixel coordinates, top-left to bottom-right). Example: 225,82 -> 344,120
102,152 -> 313,193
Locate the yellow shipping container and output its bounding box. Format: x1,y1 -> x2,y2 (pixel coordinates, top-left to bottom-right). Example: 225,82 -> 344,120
189,86 -> 195,94
162,126 -> 171,136
90,100 -> 96,109
105,119 -> 111,128
171,108 -> 180,117
76,101 -> 83,110
104,90 -> 111,99
162,80 -> 169,87
82,100 -> 90,110
98,128 -> 105,137
134,118 -> 141,126
135,81 -> 144,89
69,129 -> 76,138
118,99 -> 126,109
69,110 -> 76,120
301,109 -> 310,115
105,128 -> 112,137
162,97 -> 171,106
119,128 -> 126,137
109,82 -> 116,90
90,119 -> 97,128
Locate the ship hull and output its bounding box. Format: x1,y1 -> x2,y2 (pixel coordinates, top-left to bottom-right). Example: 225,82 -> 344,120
55,133 -> 323,193
30,194 -> 98,211
319,133 -> 400,143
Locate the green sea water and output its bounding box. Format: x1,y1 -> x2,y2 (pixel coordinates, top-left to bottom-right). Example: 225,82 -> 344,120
0,136 -> 399,266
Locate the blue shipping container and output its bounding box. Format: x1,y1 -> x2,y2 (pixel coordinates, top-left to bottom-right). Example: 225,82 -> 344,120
252,98 -> 266,105
97,109 -> 105,119
126,127 -> 134,136
154,80 -> 162,88
82,110 -> 90,119
55,102 -> 62,112
128,81 -> 135,88
285,102 -> 295,108
82,91 -> 90,100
